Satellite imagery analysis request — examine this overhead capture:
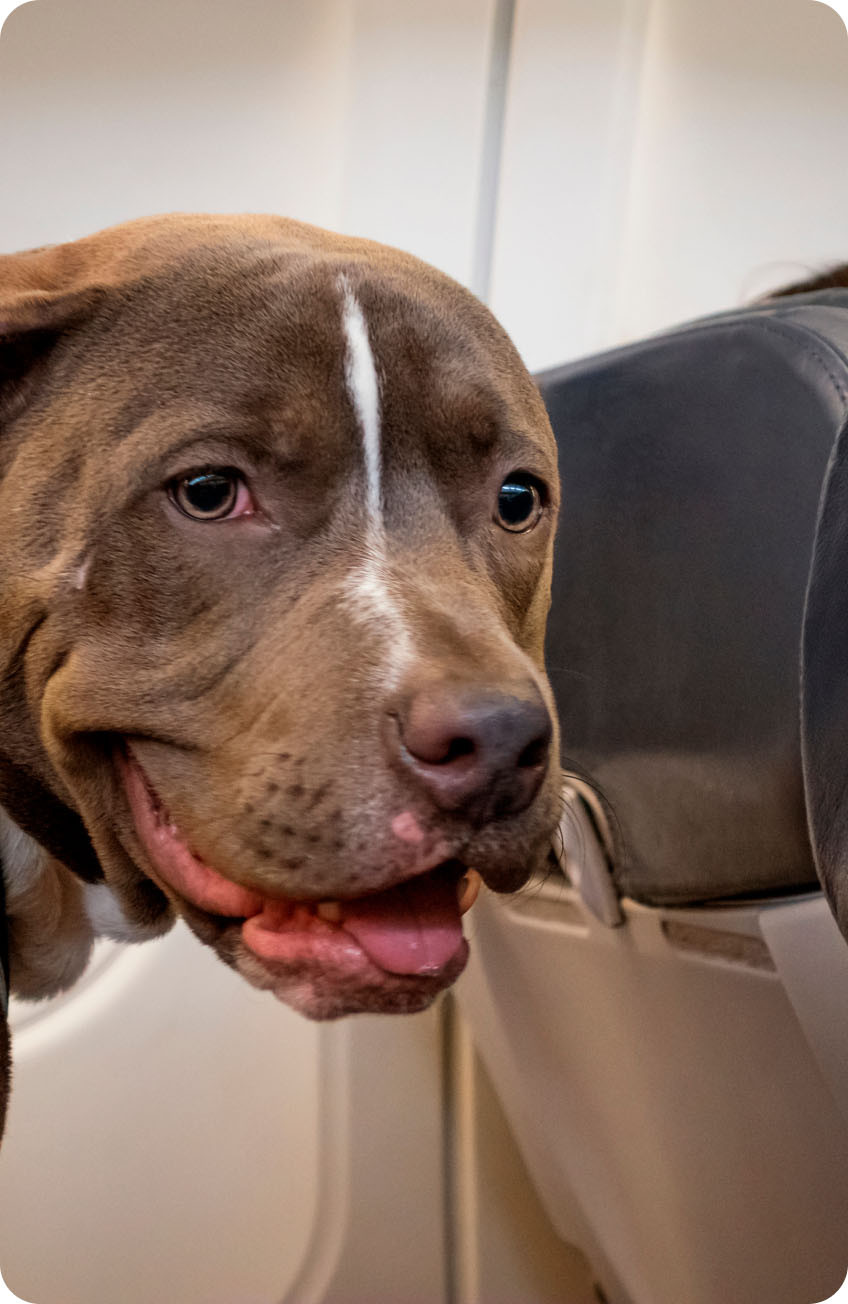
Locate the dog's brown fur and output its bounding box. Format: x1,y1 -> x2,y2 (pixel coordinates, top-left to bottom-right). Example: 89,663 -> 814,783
0,214 -> 561,1138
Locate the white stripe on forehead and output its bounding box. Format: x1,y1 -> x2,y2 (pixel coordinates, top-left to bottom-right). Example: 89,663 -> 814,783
337,274 -> 412,681
340,275 -> 382,525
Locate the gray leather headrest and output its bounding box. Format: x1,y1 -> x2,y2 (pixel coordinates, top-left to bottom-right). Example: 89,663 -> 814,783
802,342 -> 848,937
539,294 -> 848,911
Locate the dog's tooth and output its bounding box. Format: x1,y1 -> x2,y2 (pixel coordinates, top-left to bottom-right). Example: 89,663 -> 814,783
457,869 -> 482,915
316,901 -> 342,923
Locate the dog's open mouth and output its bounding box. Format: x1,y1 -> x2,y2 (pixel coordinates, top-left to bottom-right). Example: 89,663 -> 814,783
117,748 -> 481,1004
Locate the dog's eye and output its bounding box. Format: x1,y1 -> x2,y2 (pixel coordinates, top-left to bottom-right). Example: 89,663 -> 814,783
170,469 -> 252,521
496,474 -> 544,533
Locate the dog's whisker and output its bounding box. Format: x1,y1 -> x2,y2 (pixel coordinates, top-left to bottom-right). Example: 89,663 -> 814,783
545,664 -> 598,684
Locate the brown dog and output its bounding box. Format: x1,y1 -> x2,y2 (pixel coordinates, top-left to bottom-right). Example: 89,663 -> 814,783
0,214 -> 561,1139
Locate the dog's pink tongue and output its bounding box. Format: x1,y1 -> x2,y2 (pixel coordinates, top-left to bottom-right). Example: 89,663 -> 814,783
341,874 -> 463,976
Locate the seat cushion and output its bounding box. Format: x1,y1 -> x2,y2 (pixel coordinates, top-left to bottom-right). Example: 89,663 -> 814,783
540,295 -> 848,906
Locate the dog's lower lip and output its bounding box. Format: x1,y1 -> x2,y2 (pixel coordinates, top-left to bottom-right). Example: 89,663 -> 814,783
118,746 -> 476,980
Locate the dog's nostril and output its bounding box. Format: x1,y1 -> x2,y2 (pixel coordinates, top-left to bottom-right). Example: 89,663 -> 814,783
441,736 -> 475,764
517,735 -> 549,769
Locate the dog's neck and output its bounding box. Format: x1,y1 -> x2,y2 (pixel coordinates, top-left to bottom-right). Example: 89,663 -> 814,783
0,805 -> 95,999
0,828 -> 7,1019
0,802 -> 171,1004
0,806 -> 43,894
0,809 -> 40,1011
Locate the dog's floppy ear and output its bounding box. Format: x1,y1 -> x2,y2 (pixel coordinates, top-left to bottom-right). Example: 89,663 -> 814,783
0,244 -> 105,333
0,238 -> 121,426
0,239 -> 120,883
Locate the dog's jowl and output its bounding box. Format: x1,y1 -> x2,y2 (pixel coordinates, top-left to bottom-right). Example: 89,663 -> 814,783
0,213 -> 561,1137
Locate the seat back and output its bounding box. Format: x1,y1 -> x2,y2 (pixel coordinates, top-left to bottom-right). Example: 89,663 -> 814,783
540,297 -> 848,907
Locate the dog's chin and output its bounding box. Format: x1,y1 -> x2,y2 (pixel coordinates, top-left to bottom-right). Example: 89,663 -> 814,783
224,922 -> 468,1020
114,746 -> 481,1018
178,875 -> 472,1020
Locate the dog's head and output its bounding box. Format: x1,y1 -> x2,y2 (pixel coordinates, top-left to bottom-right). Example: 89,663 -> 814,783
0,214 -> 560,1018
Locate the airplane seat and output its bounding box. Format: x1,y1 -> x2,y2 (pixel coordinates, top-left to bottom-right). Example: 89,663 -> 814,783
457,292 -> 848,1304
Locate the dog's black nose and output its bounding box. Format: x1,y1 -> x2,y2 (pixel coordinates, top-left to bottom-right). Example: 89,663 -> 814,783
391,681 -> 552,822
